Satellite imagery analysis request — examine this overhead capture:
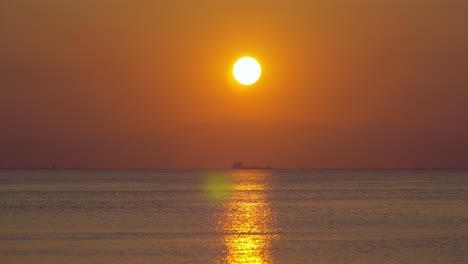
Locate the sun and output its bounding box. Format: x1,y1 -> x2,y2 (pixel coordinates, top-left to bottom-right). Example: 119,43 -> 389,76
233,57 -> 261,86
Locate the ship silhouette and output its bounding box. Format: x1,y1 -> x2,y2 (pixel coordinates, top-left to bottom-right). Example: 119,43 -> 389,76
231,161 -> 271,170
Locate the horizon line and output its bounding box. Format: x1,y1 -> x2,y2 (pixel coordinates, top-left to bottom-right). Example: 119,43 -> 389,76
1,167 -> 468,171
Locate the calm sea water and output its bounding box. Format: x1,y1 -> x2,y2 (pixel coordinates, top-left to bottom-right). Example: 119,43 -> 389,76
1,169 -> 468,263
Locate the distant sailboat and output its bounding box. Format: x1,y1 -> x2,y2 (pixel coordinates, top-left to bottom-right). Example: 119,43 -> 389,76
231,161 -> 271,170
51,161 -> 57,170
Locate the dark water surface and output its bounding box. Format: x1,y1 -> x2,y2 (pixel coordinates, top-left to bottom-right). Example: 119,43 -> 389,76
1,169 -> 468,263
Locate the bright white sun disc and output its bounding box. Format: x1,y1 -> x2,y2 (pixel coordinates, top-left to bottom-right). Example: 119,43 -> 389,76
233,57 -> 261,85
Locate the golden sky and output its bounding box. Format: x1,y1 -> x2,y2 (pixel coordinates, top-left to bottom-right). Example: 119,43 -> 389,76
1,0 -> 468,168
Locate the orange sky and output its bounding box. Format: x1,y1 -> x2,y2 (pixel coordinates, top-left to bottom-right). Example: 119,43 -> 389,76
1,0 -> 468,168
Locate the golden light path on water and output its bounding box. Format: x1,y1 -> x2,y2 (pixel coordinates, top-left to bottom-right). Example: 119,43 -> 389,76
217,170 -> 278,263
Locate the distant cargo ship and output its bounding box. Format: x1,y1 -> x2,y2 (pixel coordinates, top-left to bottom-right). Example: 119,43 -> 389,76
231,161 -> 271,170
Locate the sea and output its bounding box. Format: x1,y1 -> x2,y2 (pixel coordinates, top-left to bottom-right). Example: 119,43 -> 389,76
1,169 -> 468,264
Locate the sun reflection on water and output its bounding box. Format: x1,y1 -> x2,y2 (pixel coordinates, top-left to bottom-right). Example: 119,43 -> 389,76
218,171 -> 278,263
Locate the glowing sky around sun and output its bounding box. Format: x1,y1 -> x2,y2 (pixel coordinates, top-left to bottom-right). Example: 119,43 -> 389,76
1,0 -> 468,168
